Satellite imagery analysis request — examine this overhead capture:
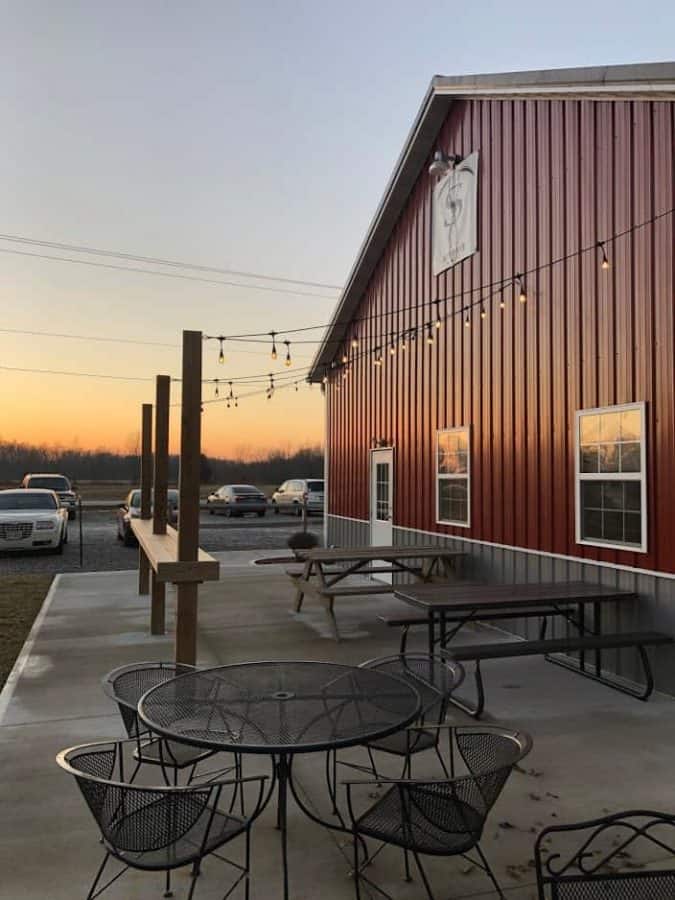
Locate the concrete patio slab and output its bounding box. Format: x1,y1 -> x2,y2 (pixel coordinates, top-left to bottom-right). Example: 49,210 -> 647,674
1,551 -> 674,900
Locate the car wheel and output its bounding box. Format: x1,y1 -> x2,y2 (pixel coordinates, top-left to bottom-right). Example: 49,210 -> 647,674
123,527 -> 135,547
294,504 -> 302,517
272,501 -> 279,515
224,507 -> 232,518
54,534 -> 64,555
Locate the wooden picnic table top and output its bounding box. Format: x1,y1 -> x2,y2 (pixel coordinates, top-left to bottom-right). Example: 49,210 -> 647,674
394,580 -> 638,612
294,545 -> 466,563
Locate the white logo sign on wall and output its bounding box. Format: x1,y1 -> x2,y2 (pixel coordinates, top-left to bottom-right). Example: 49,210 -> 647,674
432,151 -> 479,276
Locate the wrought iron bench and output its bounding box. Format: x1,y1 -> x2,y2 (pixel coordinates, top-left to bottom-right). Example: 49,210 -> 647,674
535,809 -> 675,898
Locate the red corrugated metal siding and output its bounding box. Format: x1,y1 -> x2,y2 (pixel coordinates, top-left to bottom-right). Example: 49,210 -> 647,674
327,97 -> 675,574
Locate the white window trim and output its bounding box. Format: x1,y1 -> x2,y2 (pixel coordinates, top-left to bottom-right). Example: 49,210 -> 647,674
575,402 -> 647,553
436,426 -> 471,528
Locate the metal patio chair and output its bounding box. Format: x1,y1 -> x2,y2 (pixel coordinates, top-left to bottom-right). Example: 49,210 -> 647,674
327,653 -> 464,804
344,724 -> 532,900
534,809 -> 675,898
102,661 -> 220,784
56,738 -> 268,900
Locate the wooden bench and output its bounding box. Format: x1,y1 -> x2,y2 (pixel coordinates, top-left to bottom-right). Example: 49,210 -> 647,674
444,631 -> 673,717
132,520 -> 219,584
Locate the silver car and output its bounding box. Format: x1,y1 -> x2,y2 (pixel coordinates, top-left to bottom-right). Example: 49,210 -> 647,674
206,485 -> 267,517
117,489 -> 179,546
271,479 -> 324,516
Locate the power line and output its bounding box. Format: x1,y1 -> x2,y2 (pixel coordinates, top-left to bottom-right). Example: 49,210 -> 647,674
0,232 -> 343,291
0,247 -> 339,300
0,364 -> 154,382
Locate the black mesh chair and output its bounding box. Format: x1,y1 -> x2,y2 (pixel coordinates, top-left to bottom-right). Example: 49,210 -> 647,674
345,724 -> 532,900
102,662 -> 218,783
56,738 -> 268,900
534,809 -> 675,899
329,654 -> 464,795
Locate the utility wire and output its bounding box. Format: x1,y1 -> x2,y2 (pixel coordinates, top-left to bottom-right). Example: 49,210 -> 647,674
0,232 -> 343,291
0,247 -> 338,300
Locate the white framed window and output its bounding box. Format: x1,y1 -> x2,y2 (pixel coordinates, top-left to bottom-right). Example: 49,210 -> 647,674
436,426 -> 471,527
575,402 -> 647,552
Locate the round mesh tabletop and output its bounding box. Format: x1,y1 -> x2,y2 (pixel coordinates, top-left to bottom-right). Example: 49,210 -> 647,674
138,661 -> 421,754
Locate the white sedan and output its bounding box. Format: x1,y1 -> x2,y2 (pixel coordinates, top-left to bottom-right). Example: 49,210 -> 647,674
0,489 -> 68,553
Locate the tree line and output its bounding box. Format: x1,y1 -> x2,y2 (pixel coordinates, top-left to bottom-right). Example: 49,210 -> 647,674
0,440 -> 324,486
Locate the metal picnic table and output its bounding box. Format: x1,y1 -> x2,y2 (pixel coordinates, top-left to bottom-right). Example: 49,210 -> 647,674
391,581 -> 672,715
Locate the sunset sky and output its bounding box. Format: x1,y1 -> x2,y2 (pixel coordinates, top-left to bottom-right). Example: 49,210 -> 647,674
2,1 -> 672,458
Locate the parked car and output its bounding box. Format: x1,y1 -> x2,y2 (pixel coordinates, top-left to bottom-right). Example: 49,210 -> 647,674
271,479 -> 324,516
206,485 -> 267,517
117,488 -> 179,546
20,473 -> 79,518
0,489 -> 68,553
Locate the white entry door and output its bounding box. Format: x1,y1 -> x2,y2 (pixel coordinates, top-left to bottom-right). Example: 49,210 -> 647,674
370,447 -> 393,548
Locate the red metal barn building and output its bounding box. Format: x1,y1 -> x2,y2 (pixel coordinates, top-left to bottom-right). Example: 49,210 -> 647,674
310,62 -> 675,689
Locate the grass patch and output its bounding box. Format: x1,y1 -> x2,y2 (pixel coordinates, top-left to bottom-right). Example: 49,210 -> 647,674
0,575 -> 52,690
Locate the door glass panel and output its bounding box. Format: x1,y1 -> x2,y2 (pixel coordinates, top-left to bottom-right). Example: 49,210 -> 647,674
375,463 -> 390,521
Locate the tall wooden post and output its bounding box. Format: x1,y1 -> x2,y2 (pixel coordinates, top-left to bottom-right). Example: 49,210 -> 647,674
138,403 -> 153,596
151,376 -> 170,635
175,331 -> 202,664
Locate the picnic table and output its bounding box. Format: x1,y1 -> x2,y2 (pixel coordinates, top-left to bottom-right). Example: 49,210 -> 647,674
391,581 -> 673,716
289,545 -> 466,640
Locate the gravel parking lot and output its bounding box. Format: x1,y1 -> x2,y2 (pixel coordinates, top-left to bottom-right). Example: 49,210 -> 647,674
0,508 -> 323,576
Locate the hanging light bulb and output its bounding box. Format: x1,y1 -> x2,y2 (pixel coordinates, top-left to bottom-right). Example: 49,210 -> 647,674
227,399 -> 230,409
214,379 -> 219,398
464,315 -> 470,328
270,331 -> 278,360
235,397 -> 238,407
499,298 -> 506,310
351,335 -> 359,349
342,367 -> 348,379
400,334 -> 407,351
341,350 -> 349,364
295,382 -> 299,391
389,335 -> 396,356
434,300 -> 442,329
228,381 -> 234,400
480,307 -> 487,320
515,275 -> 527,303
598,241 -> 610,270
284,340 -> 292,367
426,323 -> 434,345
218,336 -> 225,365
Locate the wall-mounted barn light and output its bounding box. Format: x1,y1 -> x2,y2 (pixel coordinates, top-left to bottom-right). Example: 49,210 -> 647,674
428,150 -> 463,178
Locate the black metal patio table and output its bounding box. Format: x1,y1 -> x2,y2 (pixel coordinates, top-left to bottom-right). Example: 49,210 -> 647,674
138,660 -> 421,900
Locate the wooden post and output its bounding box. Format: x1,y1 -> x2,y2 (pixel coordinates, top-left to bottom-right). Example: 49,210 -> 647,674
153,376 -> 170,535
175,330 -> 202,665
138,403 -> 153,596
151,376 -> 170,634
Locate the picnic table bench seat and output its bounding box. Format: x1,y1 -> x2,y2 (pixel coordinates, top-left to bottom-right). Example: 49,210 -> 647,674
446,630 -> 673,717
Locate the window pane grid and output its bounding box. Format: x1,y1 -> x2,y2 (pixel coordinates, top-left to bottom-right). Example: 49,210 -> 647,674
437,427 -> 470,526
577,405 -> 645,551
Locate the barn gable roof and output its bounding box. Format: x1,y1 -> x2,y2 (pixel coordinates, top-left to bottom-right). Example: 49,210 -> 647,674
309,61 -> 675,380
